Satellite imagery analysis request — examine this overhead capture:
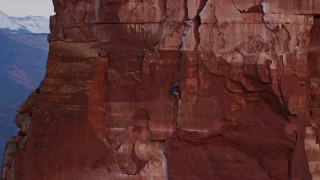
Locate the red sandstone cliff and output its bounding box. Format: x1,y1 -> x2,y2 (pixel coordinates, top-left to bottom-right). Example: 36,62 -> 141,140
2,0 -> 320,179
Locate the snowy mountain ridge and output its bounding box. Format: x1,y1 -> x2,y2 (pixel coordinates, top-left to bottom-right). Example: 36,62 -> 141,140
0,10 -> 49,34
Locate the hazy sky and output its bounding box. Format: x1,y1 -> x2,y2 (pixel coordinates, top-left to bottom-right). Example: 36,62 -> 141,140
0,0 -> 54,17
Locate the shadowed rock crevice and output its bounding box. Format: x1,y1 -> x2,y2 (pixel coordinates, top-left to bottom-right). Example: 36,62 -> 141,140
232,0 -> 264,14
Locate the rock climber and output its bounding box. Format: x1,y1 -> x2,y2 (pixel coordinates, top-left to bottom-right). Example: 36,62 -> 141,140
171,84 -> 180,99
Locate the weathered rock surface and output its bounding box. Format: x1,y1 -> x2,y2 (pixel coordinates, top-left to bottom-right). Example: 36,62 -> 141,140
2,0 -> 320,179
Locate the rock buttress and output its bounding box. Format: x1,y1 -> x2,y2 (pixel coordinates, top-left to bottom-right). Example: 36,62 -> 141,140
2,0 -> 320,179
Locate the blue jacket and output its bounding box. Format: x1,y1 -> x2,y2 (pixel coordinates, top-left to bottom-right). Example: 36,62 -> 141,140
171,85 -> 178,93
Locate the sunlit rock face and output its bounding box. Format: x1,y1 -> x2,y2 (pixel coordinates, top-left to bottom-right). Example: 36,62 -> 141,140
2,0 -> 320,179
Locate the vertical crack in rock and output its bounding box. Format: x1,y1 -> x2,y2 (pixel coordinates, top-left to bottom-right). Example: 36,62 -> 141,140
159,141 -> 169,180
163,0 -> 168,20
195,0 -> 209,45
275,26 -> 290,112
173,0 -> 209,140
288,138 -> 296,179
170,0 -> 188,138
275,24 -> 300,178
231,0 -> 244,13
2,0 -> 319,179
194,0 -> 209,78
259,160 -> 272,179
259,1 -> 279,40
193,0 -> 208,110
183,0 -> 188,22
268,20 -> 299,178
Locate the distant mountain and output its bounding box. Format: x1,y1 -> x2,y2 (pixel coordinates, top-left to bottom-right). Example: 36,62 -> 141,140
0,10 -> 49,34
0,30 -> 48,104
0,12 -> 49,164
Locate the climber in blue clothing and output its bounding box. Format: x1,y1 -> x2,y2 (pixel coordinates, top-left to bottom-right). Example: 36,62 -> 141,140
171,84 -> 180,99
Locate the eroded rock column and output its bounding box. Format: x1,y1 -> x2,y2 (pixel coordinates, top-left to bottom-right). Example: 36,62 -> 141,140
2,0 -> 320,179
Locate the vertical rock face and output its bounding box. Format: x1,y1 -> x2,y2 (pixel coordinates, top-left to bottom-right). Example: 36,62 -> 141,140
306,16 -> 320,180
2,0 -> 320,179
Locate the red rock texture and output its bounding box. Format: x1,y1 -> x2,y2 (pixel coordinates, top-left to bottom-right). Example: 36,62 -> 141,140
2,0 -> 320,179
